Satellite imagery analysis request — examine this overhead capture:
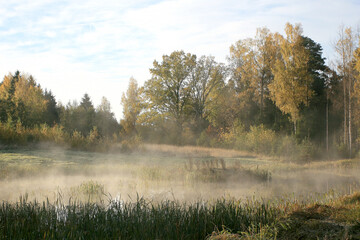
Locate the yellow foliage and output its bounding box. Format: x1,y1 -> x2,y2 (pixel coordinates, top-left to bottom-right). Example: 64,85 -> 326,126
269,23 -> 313,127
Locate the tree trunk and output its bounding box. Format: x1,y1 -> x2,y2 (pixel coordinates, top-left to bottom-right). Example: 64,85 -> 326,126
260,75 -> 264,120
348,76 -> 352,158
326,90 -> 329,158
344,77 -> 347,145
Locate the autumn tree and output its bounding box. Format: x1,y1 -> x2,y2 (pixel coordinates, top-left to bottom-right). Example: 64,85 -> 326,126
121,77 -> 142,136
352,37 -> 360,151
253,27 -> 278,120
0,71 -> 18,122
228,38 -> 258,128
269,23 -> 312,134
0,71 -> 48,127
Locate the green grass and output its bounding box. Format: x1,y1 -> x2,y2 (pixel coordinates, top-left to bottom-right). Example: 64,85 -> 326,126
0,196 -> 280,240
1,191 -> 360,239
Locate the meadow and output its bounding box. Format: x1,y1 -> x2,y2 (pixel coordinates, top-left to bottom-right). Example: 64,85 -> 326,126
0,144 -> 359,239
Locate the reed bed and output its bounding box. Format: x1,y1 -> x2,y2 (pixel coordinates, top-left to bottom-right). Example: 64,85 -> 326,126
0,196 -> 280,239
1,190 -> 360,239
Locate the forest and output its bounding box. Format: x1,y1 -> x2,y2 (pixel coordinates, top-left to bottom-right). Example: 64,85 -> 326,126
1,22 -> 360,160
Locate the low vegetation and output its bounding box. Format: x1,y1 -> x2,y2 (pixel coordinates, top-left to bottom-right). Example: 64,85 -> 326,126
1,190 -> 359,239
0,145 -> 359,239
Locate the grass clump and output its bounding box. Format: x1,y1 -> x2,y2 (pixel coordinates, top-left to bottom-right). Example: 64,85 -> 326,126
70,181 -> 106,202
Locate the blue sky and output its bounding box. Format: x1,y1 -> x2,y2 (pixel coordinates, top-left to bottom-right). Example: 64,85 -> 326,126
0,0 -> 359,119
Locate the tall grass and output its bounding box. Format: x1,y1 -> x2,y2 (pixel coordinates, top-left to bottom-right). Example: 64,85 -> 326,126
0,196 -> 280,240
2,189 -> 360,239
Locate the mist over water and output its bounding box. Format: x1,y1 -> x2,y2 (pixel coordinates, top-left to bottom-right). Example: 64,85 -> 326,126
0,144 -> 359,203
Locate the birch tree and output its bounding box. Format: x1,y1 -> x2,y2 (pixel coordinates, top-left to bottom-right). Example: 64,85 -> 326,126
121,77 -> 142,136
335,26 -> 357,156
269,23 -> 312,134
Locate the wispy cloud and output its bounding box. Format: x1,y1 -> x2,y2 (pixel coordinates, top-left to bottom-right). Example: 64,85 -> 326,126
0,0 -> 359,119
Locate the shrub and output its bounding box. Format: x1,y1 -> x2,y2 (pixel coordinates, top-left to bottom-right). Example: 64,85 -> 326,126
87,127 -> 100,146
120,135 -> 142,153
245,125 -> 277,154
70,130 -> 86,149
276,135 -> 299,161
298,138 -> 317,162
217,120 -> 246,149
197,130 -> 214,147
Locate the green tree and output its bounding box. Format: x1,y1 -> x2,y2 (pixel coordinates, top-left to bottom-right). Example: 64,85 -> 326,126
5,71 -> 18,121
78,93 -> 95,135
60,94 -> 96,136
189,55 -> 225,132
144,50 -> 196,141
96,96 -> 119,137
43,90 -> 60,126
298,36 -> 329,141
60,100 -> 80,134
206,79 -> 238,131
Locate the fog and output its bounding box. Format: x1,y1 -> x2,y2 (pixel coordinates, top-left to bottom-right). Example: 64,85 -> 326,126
0,144 -> 359,203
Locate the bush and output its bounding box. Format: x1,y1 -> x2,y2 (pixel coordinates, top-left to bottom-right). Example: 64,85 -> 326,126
70,130 -> 85,149
39,124 -> 66,143
298,138 -> 317,161
120,135 -> 142,153
217,120 -> 246,149
275,135 -> 319,162
276,135 -> 299,161
197,130 -> 212,147
245,125 -> 277,154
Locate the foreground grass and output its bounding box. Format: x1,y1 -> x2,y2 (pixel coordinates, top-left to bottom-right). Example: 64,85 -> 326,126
1,145 -> 360,239
0,196 -> 279,240
1,191 -> 360,239
209,192 -> 360,240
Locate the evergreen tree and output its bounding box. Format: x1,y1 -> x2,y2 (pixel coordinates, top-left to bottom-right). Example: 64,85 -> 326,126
96,96 -> 119,137
78,93 -> 95,135
44,90 -> 60,126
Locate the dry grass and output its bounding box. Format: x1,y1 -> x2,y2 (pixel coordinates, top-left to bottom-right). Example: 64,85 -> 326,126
143,144 -> 258,158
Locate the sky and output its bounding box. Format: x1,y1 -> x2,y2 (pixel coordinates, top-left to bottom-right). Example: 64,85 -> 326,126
0,0 -> 359,120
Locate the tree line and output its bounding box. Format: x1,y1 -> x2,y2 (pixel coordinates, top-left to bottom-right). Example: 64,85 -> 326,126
1,22 -> 360,159
0,70 -> 120,150
122,23 -> 360,159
